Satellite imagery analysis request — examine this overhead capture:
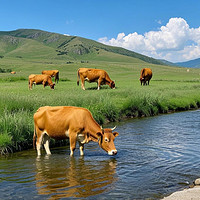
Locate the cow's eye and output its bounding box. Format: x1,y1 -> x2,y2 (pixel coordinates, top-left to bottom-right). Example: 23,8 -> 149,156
105,138 -> 109,142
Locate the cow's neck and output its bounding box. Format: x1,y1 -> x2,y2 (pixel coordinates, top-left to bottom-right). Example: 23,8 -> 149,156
87,123 -> 102,143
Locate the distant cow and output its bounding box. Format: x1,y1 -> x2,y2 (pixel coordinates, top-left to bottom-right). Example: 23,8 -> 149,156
28,74 -> 55,90
33,106 -> 119,156
10,71 -> 16,74
140,68 -> 152,86
42,70 -> 59,83
77,68 -> 115,90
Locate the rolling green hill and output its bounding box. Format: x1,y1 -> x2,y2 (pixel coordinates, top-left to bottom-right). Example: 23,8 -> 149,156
0,29 -> 164,65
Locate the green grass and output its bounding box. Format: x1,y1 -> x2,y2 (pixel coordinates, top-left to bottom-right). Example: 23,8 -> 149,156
1,56 -> 200,154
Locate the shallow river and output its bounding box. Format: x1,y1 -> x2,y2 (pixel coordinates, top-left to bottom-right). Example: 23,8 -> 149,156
1,110 -> 200,199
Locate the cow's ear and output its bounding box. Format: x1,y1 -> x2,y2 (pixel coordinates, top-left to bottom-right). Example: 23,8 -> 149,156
113,132 -> 119,137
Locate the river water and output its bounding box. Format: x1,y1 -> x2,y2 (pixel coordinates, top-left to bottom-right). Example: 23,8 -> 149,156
1,110 -> 200,199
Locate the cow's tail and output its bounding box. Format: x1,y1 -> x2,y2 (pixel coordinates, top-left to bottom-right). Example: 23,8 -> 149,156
56,72 -> 59,83
28,79 -> 30,89
33,122 -> 36,149
77,69 -> 80,86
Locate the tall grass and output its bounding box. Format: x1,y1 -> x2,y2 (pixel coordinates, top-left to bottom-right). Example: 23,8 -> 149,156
0,109 -> 33,154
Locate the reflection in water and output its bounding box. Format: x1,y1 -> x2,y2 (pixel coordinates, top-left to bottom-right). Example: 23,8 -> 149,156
35,155 -> 118,199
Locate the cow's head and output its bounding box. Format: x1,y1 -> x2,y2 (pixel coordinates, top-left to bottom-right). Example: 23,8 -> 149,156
97,126 -> 119,155
140,77 -> 145,85
50,83 -> 55,90
109,81 -> 115,89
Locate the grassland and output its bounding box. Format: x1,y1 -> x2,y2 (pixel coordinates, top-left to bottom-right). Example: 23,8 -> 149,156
0,56 -> 200,155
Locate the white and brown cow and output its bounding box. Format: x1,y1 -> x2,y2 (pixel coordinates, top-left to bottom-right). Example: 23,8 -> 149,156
77,68 -> 115,90
42,70 -> 59,83
28,74 -> 55,90
33,106 -> 119,156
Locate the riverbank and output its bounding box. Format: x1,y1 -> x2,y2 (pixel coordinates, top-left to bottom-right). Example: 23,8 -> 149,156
162,179 -> 200,200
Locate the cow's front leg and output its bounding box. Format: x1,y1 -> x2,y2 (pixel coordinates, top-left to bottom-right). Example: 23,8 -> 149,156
36,130 -> 43,156
79,142 -> 84,156
69,132 -> 77,156
97,78 -> 102,90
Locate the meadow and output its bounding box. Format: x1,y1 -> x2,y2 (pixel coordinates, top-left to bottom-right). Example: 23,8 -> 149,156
1,57 -> 200,154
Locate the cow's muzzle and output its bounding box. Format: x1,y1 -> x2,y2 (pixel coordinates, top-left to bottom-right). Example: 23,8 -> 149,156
108,150 -> 117,155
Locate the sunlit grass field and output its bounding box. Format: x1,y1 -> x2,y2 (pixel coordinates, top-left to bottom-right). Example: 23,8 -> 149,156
1,57 -> 200,154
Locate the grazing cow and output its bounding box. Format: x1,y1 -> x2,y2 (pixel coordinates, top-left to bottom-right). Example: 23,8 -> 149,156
42,70 -> 59,83
10,71 -> 16,74
33,106 -> 119,156
77,68 -> 115,90
140,68 -> 153,86
28,74 -> 55,90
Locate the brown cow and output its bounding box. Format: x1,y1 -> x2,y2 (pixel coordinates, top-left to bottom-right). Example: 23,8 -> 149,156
77,68 -> 115,90
10,71 -> 16,74
33,106 -> 119,156
42,70 -> 59,83
28,74 -> 55,90
140,68 -> 153,86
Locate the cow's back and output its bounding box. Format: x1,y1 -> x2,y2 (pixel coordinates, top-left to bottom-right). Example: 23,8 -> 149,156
34,106 -> 95,139
34,75 -> 49,83
79,68 -> 105,79
42,70 -> 59,76
141,68 -> 152,79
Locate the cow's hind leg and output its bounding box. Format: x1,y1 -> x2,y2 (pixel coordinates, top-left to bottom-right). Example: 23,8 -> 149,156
43,134 -> 51,155
29,80 -> 33,90
80,77 -> 85,90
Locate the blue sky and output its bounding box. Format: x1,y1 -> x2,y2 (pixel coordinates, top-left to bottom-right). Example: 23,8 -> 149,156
1,0 -> 200,62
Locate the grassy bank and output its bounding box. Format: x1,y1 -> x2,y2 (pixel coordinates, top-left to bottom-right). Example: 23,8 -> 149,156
0,58 -> 200,154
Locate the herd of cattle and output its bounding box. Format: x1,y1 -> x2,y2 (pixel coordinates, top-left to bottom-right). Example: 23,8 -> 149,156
27,67 -> 152,156
28,67 -> 152,90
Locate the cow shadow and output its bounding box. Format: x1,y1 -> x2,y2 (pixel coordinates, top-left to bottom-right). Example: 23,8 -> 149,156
86,86 -> 117,90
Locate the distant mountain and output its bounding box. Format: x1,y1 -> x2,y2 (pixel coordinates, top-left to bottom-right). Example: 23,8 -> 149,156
176,58 -> 200,68
0,29 -> 165,65
158,59 -> 177,66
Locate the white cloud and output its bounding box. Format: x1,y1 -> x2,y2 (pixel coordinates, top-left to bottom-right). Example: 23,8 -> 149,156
98,17 -> 200,62
156,19 -> 162,25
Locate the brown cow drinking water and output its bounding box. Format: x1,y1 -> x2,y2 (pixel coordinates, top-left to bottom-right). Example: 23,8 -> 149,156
33,106 -> 119,156
42,70 -> 59,83
77,68 -> 115,90
28,74 -> 55,90
140,68 -> 153,86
